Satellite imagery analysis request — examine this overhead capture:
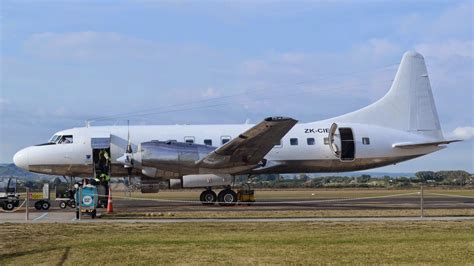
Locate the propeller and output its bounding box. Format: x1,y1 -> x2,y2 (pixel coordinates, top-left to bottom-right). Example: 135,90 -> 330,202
117,121 -> 134,192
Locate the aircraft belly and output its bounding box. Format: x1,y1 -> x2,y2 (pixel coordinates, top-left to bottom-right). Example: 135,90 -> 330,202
250,155 -> 422,174
28,164 -> 137,177
28,155 -> 421,177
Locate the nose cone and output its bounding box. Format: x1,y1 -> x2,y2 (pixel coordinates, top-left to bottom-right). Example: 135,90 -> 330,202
13,148 -> 29,171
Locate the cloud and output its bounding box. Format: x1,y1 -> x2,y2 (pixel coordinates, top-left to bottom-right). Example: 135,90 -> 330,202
367,38 -> 401,58
0,97 -> 9,105
429,2 -> 473,39
449,127 -> 474,140
240,59 -> 270,76
237,38 -> 401,102
415,40 -> 473,60
201,87 -> 221,98
22,31 -> 216,63
23,31 -> 153,61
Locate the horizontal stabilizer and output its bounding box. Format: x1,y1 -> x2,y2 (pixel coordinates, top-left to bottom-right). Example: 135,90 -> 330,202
392,140 -> 461,149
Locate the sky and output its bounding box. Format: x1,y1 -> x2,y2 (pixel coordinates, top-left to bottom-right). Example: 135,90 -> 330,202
1,0 -> 473,172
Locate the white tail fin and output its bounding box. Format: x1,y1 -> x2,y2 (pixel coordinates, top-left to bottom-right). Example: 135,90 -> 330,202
331,51 -> 443,140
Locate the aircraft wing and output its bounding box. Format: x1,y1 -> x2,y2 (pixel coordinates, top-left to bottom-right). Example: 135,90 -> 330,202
392,139 -> 461,149
197,117 -> 297,169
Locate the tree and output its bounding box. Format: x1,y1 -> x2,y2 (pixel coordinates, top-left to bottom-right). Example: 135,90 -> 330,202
358,174 -> 371,183
415,171 -> 435,183
436,170 -> 471,186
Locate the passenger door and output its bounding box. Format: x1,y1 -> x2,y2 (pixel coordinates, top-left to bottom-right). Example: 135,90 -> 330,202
328,123 -> 355,161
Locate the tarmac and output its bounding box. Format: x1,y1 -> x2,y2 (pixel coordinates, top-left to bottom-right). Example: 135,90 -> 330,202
1,193 -> 472,223
110,194 -> 474,212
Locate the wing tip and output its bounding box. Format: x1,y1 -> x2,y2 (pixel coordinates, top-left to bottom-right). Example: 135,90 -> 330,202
264,116 -> 298,123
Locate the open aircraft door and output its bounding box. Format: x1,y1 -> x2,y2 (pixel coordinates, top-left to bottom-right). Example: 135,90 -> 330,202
328,123 -> 355,161
91,133 -> 111,178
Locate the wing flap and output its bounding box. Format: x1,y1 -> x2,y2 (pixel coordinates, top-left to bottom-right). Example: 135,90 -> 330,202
197,117 -> 297,168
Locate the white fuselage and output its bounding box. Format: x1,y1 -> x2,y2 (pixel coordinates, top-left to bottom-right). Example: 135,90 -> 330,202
13,121 -> 442,178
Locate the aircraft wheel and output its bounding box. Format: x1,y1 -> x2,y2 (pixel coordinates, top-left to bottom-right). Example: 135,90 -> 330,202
200,190 -> 217,205
218,189 -> 237,206
41,201 -> 50,210
59,201 -> 67,209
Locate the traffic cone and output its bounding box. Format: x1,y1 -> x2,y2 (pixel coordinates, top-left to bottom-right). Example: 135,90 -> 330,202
107,187 -> 113,213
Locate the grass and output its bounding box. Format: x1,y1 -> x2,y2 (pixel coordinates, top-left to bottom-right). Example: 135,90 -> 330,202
1,221 -> 473,265
104,208 -> 474,219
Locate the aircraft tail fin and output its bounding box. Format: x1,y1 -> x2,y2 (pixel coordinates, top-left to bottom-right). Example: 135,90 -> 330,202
331,51 -> 443,140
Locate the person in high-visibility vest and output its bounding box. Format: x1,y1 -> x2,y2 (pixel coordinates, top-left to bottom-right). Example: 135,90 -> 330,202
100,172 -> 110,195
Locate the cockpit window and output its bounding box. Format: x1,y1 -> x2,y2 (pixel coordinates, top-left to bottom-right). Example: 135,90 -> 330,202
49,135 -> 61,143
59,135 -> 73,144
48,135 -> 73,144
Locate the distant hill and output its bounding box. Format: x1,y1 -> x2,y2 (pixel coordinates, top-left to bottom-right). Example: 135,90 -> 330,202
310,172 -> 416,178
0,163 -> 56,181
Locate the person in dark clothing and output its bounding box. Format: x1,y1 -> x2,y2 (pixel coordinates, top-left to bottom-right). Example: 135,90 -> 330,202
98,149 -> 110,173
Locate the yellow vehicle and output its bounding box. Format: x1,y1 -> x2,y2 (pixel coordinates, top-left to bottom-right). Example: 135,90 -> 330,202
237,184 -> 255,205
31,184 -> 51,211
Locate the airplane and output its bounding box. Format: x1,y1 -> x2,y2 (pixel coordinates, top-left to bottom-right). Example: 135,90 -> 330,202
13,51 -> 459,205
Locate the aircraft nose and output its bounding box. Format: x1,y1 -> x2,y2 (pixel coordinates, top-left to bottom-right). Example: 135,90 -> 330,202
13,148 -> 29,171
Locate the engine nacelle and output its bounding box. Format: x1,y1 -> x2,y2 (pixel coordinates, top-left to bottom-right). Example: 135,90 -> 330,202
182,174 -> 232,188
139,140 -> 215,175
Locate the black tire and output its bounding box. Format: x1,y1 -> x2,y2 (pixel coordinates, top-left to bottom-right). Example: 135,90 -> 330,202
217,189 -> 237,206
200,190 -> 217,205
41,201 -> 50,210
59,201 -> 67,209
34,201 -> 42,210
5,202 -> 15,211
69,201 -> 76,208
91,210 -> 96,219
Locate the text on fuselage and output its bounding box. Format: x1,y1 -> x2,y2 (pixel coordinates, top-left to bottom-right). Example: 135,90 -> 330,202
304,128 -> 329,133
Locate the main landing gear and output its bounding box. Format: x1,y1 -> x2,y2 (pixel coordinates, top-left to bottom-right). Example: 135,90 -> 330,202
200,186 -> 238,206
200,188 -> 217,205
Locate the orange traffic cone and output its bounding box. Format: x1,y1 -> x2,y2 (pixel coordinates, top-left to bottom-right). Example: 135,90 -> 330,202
107,187 -> 113,213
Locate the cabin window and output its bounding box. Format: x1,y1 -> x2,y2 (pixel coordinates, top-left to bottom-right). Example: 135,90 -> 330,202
362,137 -> 370,145
323,137 -> 329,145
274,140 -> 282,148
221,136 -> 231,145
290,138 -> 298,146
184,137 -> 195,144
204,139 -> 213,146
58,135 -> 73,144
307,138 -> 315,145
